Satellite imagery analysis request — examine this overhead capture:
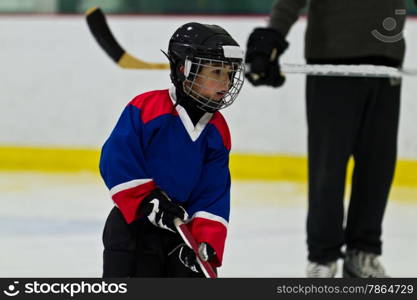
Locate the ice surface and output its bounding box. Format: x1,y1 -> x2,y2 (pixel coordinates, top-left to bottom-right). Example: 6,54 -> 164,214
0,172 -> 416,277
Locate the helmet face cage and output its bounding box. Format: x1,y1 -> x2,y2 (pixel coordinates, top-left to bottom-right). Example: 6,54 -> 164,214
182,56 -> 245,112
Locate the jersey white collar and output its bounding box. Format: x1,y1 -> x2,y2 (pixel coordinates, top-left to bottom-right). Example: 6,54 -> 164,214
169,86 -> 213,142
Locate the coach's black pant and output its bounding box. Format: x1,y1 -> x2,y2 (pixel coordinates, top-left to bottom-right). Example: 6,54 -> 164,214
306,76 -> 401,263
102,206 -> 205,277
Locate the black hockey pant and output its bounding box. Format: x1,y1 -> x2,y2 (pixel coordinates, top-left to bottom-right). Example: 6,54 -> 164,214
306,76 -> 401,263
102,206 -> 205,277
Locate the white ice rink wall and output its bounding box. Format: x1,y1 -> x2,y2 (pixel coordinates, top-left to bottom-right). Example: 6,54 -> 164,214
1,15 -> 416,182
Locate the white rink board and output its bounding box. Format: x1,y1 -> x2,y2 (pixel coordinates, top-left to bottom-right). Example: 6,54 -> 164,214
0,15 -> 417,158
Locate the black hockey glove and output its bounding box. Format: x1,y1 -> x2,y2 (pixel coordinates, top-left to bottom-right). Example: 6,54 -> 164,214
139,188 -> 188,233
245,27 -> 289,87
169,242 -> 216,273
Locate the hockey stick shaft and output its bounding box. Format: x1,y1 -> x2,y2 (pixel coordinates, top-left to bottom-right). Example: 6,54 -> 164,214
85,7 -> 417,78
280,63 -> 414,78
174,218 -> 218,278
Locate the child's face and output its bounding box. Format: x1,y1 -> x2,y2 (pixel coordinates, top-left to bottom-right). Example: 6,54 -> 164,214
192,63 -> 233,102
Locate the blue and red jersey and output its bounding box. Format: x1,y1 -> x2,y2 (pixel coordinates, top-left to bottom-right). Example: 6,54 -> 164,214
99,87 -> 231,267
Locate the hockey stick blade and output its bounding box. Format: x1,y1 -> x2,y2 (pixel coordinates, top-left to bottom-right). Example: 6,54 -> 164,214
85,7 -> 169,70
174,218 -> 218,278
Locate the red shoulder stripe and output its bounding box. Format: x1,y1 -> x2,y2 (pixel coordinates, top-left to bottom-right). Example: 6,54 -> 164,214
129,89 -> 178,124
209,112 -> 231,151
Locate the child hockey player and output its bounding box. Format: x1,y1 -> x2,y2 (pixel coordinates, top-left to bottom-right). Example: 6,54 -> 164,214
99,22 -> 244,277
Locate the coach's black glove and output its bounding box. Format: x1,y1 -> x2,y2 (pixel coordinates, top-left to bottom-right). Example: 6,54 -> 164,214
169,243 -> 216,273
139,188 -> 188,233
245,27 -> 288,87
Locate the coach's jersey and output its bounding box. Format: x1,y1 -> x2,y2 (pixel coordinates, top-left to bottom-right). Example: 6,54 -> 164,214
100,87 -> 231,266
269,0 -> 406,64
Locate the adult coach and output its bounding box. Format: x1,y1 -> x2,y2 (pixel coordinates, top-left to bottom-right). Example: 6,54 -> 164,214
245,0 -> 415,277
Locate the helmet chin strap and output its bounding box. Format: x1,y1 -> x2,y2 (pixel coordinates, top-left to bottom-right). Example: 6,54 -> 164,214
176,85 -> 212,114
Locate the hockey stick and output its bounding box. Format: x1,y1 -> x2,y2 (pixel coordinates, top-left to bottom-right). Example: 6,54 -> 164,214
174,218 -> 218,278
280,63 -> 417,79
86,6 -> 417,78
85,6 -> 169,70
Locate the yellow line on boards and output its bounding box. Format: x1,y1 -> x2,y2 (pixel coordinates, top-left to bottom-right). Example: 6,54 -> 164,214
0,146 -> 416,187
230,153 -> 417,187
230,153 -> 308,182
0,146 -> 100,173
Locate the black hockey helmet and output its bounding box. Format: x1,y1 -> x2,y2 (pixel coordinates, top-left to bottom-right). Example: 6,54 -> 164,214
166,22 -> 245,112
